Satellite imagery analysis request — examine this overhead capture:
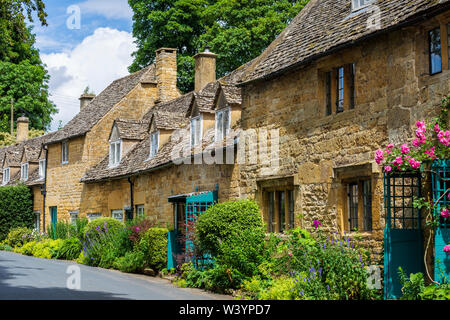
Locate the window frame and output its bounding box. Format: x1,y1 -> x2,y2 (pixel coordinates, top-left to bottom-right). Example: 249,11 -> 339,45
21,162 -> 29,181
215,107 -> 231,142
344,178 -> 373,232
86,213 -> 102,221
351,0 -> 374,12
61,140 -> 69,164
190,115 -> 203,147
34,211 -> 40,232
136,205 -> 145,218
109,139 -> 122,167
69,211 -> 79,225
265,187 -> 295,233
111,209 -> 124,222
2,167 -> 10,185
39,159 -> 46,179
336,66 -> 345,113
429,26 -> 443,75
149,131 -> 160,159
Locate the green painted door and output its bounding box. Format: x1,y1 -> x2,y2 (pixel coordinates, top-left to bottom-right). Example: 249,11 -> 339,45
384,173 -> 424,299
50,206 -> 57,238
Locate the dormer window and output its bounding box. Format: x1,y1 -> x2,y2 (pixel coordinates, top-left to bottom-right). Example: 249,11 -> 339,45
109,139 -> 122,167
351,0 -> 374,12
149,131 -> 160,159
21,163 -> 29,181
61,140 -> 69,164
191,115 -> 202,146
2,168 -> 10,185
215,107 -> 231,142
39,159 -> 46,179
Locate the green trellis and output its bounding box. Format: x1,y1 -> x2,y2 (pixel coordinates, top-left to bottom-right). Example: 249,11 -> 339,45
432,160 -> 450,284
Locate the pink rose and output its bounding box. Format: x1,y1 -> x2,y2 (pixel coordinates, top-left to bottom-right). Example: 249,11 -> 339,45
441,208 -> 449,219
416,120 -> 426,130
384,166 -> 392,173
401,144 -> 410,154
424,146 -> 437,159
375,149 -> 384,164
443,245 -> 450,253
434,124 -> 440,133
393,156 -> 403,166
438,130 -> 450,146
408,158 -> 421,170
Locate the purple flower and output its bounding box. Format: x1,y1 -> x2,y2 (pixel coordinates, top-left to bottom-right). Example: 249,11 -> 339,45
313,220 -> 321,229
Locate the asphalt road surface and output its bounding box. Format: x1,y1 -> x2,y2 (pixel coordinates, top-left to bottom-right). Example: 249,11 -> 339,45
0,251 -> 231,300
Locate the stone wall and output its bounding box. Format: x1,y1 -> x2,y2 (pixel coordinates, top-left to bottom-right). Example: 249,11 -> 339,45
239,17 -> 450,262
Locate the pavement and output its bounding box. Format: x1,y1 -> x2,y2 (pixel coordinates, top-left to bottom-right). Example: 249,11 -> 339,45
0,250 -> 232,300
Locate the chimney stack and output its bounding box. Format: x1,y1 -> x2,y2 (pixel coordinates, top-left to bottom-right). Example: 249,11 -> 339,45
155,48 -> 178,103
79,93 -> 96,111
194,46 -> 217,91
16,116 -> 29,143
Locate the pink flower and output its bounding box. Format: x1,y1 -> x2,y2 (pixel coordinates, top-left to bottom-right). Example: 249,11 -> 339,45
416,120 -> 426,130
424,146 -> 437,159
400,144 -> 410,154
393,156 -> 403,166
408,158 -> 421,170
384,166 -> 392,173
375,149 -> 384,164
441,208 -> 449,219
438,130 -> 450,146
135,227 -> 141,232
434,124 -> 440,133
444,245 -> 450,253
412,138 -> 423,147
313,220 -> 321,229
288,252 -> 293,257
386,144 -> 394,154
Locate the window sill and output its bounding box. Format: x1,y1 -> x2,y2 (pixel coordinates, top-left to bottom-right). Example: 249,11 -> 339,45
418,69 -> 450,87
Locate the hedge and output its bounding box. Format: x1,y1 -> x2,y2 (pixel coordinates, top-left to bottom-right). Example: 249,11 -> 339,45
137,227 -> 169,272
0,185 -> 34,241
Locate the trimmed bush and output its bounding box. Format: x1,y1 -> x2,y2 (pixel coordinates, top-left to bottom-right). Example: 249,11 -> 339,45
84,217 -> 124,241
195,200 -> 264,257
0,185 -> 34,241
137,227 -> 169,272
6,227 -> 34,247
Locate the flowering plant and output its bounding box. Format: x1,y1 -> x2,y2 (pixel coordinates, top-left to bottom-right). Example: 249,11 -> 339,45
375,119 -> 449,174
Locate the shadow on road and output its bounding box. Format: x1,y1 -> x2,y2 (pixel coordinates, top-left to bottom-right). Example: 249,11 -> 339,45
0,254 -> 129,300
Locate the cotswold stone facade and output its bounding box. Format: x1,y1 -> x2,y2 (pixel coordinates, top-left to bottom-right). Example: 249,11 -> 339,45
0,0 -> 449,278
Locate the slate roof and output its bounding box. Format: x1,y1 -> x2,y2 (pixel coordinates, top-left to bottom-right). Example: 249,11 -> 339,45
46,65 -> 156,145
240,0 -> 450,84
114,119 -> 150,141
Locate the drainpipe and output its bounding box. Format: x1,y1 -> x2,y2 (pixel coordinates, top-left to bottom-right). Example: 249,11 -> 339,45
41,144 -> 48,233
128,177 -> 134,219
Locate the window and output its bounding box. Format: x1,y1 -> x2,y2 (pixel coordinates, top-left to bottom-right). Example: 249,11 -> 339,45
109,140 -> 122,167
2,168 -> 10,185
265,188 -> 295,233
429,27 -> 442,75
87,213 -> 101,221
112,209 -> 123,221
69,211 -> 79,225
215,107 -> 231,142
136,205 -> 145,218
346,179 -> 373,232
34,211 -> 40,232
21,163 -> 28,181
351,0 -> 374,12
325,72 -> 332,116
324,63 -> 355,115
39,159 -> 46,179
149,131 -> 159,159
61,140 -> 69,164
191,116 -> 202,146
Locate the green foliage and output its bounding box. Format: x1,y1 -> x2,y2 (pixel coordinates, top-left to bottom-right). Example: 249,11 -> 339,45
137,227 -> 169,271
56,238 -> 82,260
0,241 -> 13,251
5,226 -> 34,247
398,268 -> 450,300
128,0 -> 309,93
47,221 -> 70,240
70,217 -> 89,241
0,185 -> 34,241
0,129 -> 46,147
113,251 -> 146,273
30,239 -> 62,259
196,200 -> 264,257
420,283 -> 450,300
19,240 -> 36,256
84,217 -> 125,241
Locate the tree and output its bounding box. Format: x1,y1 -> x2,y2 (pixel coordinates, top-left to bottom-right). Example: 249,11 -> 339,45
0,0 -> 57,131
128,0 -> 309,93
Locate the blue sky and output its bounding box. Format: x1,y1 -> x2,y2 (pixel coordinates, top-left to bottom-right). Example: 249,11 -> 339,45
30,0 -> 137,131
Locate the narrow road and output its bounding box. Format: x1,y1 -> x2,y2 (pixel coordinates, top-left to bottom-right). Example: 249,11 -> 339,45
0,251 -> 231,300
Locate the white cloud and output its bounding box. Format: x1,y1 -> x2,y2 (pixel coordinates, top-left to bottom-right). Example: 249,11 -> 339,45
77,0 -> 133,20
42,27 -> 137,131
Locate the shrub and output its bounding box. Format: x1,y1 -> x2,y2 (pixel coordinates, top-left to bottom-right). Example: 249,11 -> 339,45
137,227 -> 169,271
31,239 -> 53,259
6,227 -> 34,247
196,200 -> 264,257
48,221 -> 72,240
56,238 -> 82,260
69,218 -> 89,241
0,185 -> 34,241
0,242 -> 12,251
84,217 -> 124,241
398,268 -> 425,300
113,251 -> 146,273
126,217 -> 155,244
20,241 -> 36,256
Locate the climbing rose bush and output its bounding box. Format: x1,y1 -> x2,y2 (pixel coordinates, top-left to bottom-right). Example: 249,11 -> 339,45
375,119 -> 449,173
